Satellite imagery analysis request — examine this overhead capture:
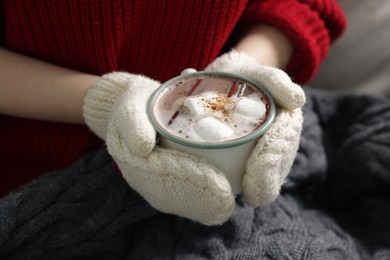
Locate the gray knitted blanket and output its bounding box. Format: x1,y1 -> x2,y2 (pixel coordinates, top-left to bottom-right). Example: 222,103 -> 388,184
1,89 -> 390,260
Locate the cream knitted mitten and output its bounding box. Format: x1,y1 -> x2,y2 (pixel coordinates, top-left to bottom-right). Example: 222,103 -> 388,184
206,50 -> 305,206
83,72 -> 235,225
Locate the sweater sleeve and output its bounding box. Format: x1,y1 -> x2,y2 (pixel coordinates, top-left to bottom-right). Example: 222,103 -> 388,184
0,2 -> 4,46
235,0 -> 346,85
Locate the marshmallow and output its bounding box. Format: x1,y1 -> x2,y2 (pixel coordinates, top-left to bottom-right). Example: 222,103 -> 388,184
235,97 -> 266,118
182,97 -> 207,117
194,117 -> 234,141
182,92 -> 223,117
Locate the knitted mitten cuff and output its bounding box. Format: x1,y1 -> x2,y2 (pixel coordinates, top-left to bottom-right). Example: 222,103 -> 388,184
83,72 -> 133,140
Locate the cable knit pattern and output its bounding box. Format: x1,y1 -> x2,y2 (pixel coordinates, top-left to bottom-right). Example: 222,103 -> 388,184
245,108 -> 303,206
114,147 -> 235,225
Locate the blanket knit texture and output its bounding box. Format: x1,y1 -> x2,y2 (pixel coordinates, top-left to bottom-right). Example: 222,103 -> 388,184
0,0 -> 346,197
1,88 -> 389,259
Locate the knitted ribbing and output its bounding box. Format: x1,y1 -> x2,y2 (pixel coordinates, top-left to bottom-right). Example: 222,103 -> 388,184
238,0 -> 346,84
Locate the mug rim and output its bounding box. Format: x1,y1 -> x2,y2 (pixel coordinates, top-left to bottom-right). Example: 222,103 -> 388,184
147,70 -> 276,149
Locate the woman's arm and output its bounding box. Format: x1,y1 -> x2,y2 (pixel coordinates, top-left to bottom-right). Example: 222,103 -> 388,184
234,24 -> 293,69
0,47 -> 98,124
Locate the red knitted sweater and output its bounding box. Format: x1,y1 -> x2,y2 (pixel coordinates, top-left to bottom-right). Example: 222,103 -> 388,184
0,0 -> 346,197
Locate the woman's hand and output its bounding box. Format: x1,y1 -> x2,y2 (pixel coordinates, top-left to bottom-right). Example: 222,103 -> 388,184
206,50 -> 305,206
83,72 -> 236,225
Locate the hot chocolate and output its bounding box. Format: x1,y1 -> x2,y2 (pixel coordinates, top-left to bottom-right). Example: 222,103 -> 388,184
152,75 -> 271,143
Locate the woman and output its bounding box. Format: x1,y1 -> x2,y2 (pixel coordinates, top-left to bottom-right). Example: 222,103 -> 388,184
0,0 -> 346,224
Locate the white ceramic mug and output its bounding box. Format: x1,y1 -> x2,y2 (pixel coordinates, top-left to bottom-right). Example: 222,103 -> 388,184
147,69 -> 275,194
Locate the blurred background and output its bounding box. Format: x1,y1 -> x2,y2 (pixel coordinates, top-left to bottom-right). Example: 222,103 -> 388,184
311,0 -> 390,95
